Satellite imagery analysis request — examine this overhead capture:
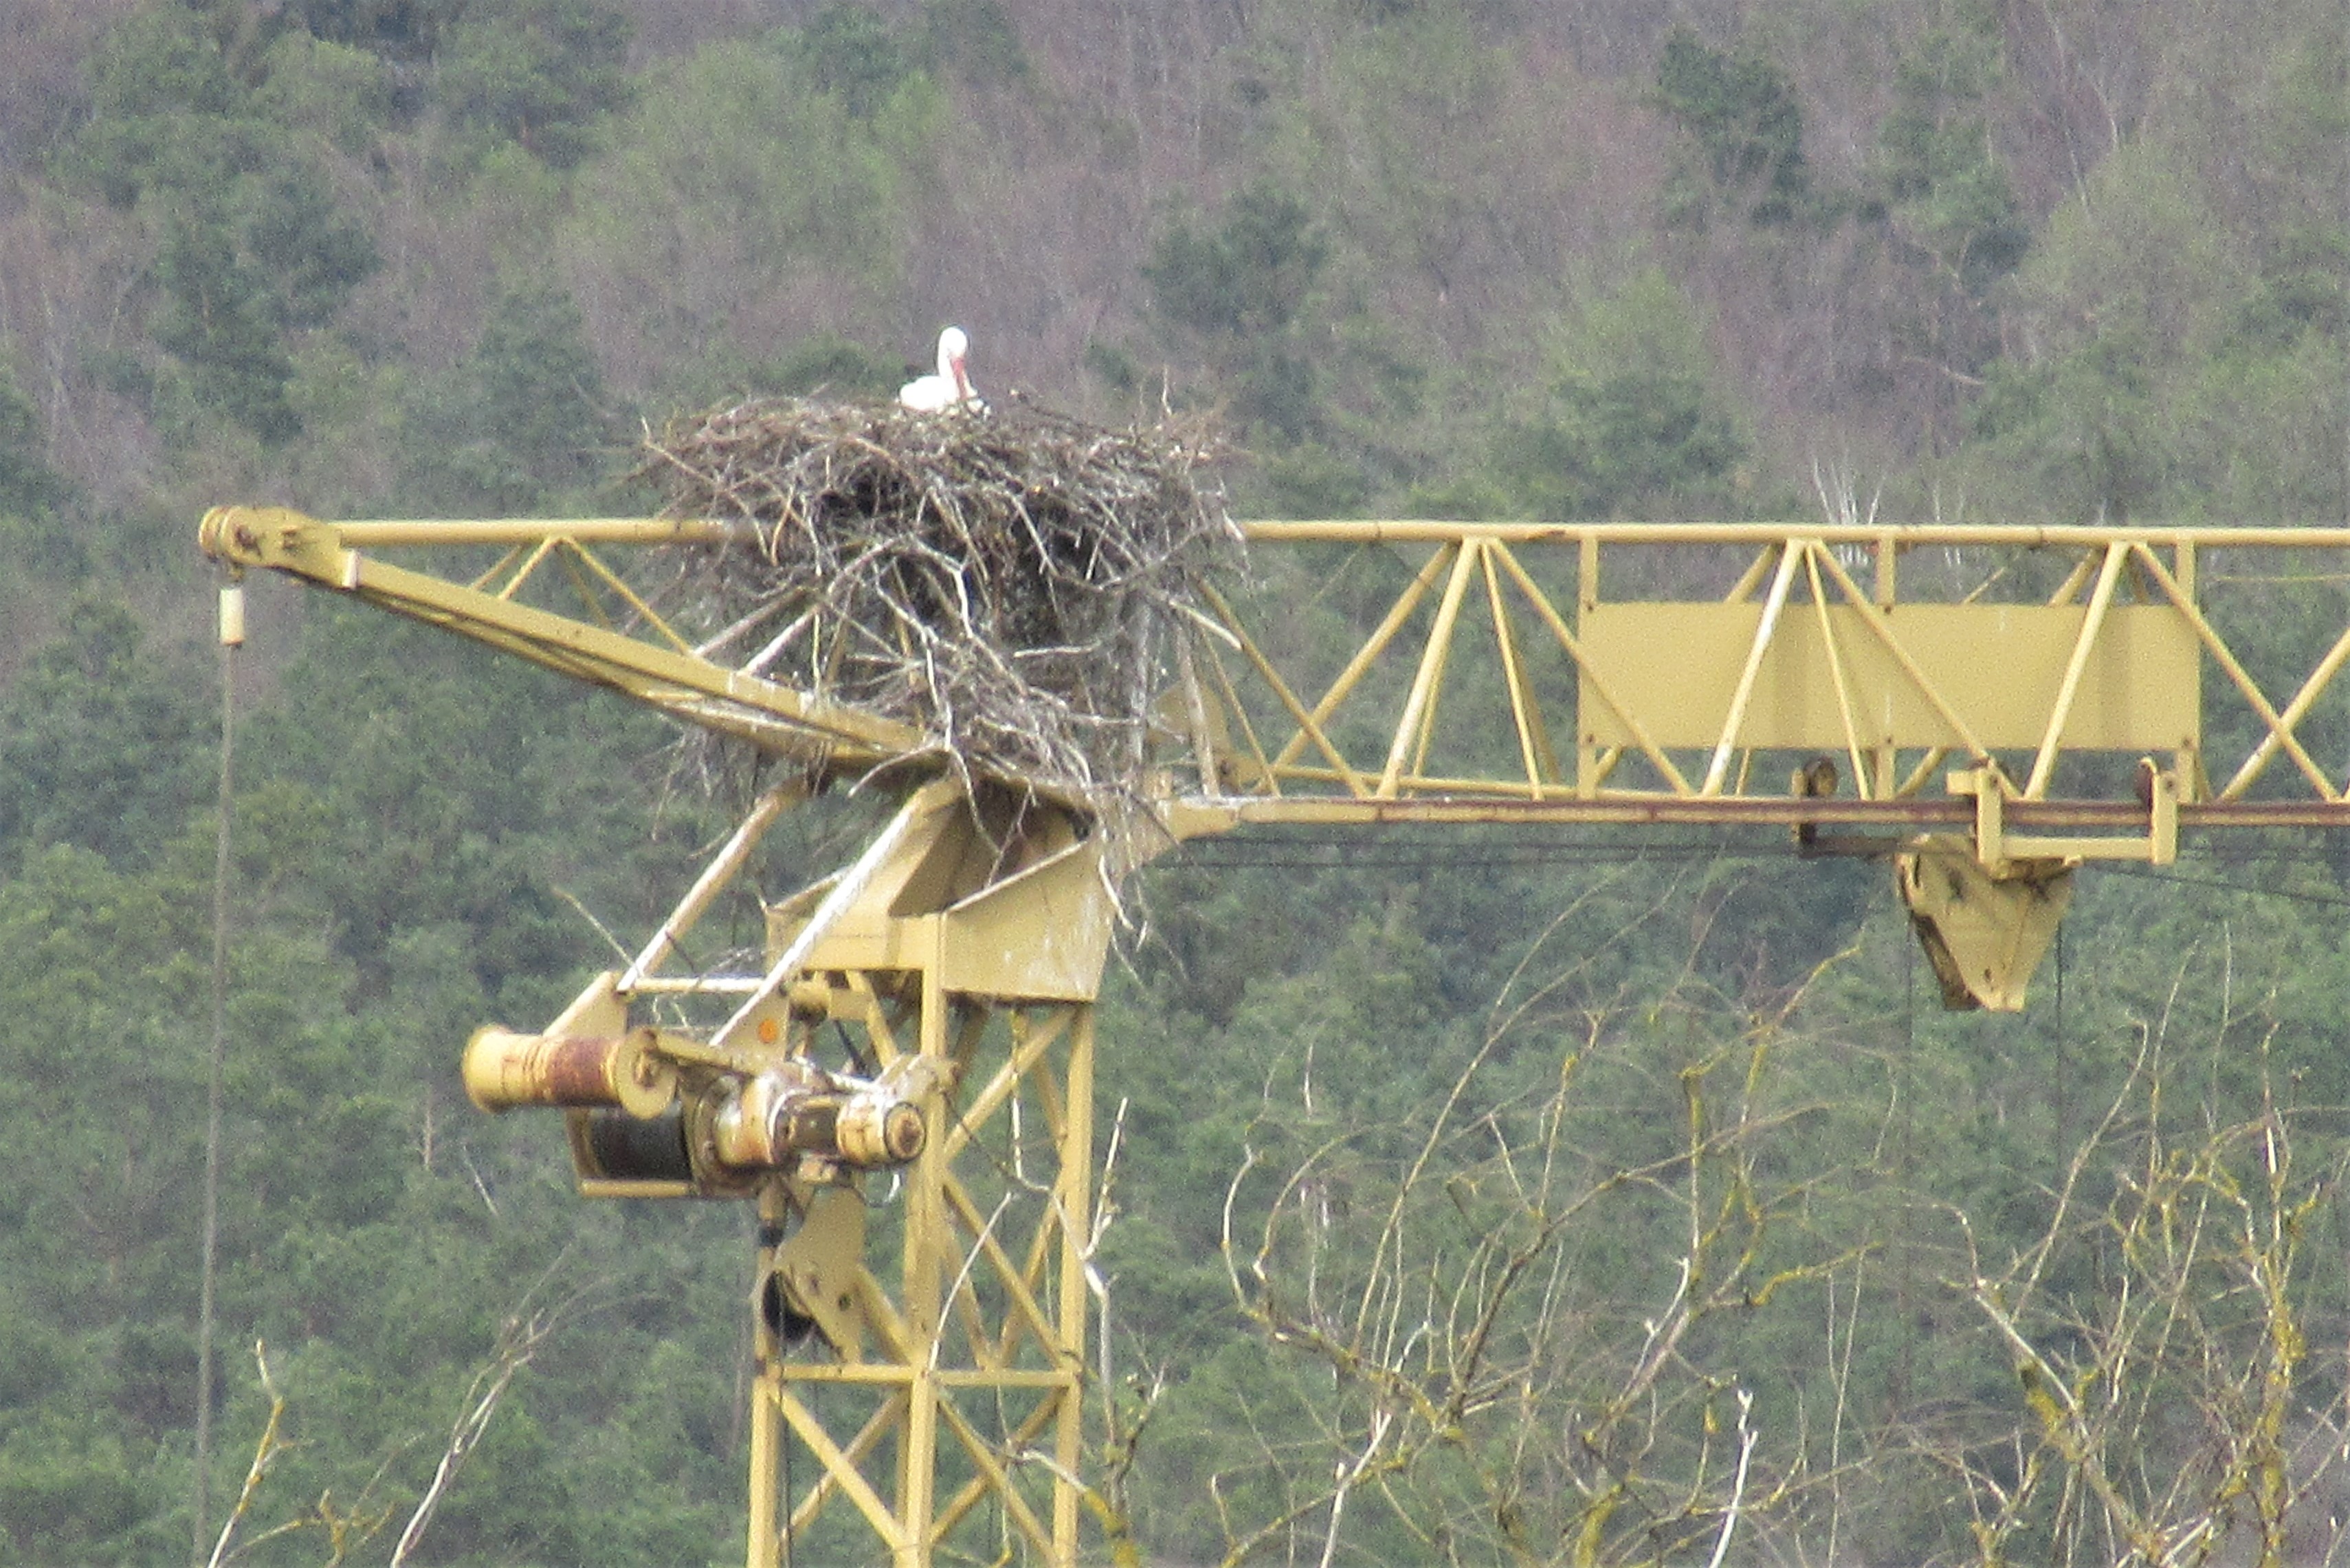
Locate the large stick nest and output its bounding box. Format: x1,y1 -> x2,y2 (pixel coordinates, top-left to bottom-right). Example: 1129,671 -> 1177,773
639,398 -> 1238,807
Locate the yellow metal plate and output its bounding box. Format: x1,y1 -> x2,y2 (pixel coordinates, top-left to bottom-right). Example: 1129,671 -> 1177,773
1578,603 -> 2199,752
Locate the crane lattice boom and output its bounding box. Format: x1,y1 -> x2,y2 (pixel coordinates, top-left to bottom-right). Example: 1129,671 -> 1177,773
201,506 -> 2350,1566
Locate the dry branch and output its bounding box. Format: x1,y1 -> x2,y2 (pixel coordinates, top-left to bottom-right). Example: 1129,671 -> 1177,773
638,399 -> 1237,811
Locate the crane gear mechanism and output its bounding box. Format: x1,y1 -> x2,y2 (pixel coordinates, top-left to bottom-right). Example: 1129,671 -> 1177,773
201,505 -> 2350,1567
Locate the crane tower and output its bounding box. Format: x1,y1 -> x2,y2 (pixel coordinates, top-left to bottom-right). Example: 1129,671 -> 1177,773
201,506 -> 2350,1567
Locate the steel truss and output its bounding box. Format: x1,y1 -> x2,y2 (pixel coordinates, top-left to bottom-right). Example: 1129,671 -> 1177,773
751,989 -> 1098,1568
199,508 -> 2350,1561
592,779 -> 1110,1567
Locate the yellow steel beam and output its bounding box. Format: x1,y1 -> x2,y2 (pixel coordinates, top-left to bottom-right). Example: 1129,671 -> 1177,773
1379,541 -> 1481,797
1801,548 -> 1870,798
1481,544 -> 1558,796
1704,539 -> 1805,795
199,506 -> 922,765
1243,519 -> 2350,547
2118,545 -> 2335,802
1488,544 -> 1692,797
1265,544 -> 1456,774
2023,541 -> 2127,799
932,1392 -> 1065,1543
785,1391 -> 905,1539
203,506 -> 2350,841
620,783 -> 805,992
1197,581 -> 1371,797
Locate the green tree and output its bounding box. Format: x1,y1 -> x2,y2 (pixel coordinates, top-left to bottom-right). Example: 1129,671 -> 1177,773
0,598 -> 210,871
1872,10 -> 2028,299
153,203 -> 304,443
64,1 -> 245,208
289,0 -> 467,63
1960,140 -> 2252,520
565,34 -> 936,353
254,30 -> 399,153
1653,26 -> 1813,227
436,0 -> 633,170
1148,183 -> 1328,342
145,163 -> 377,444
1970,328 -> 2166,524
400,281 -> 612,515
65,5 -> 381,445
791,2 -> 916,121
244,164 -> 381,331
1145,182 -> 1331,439
0,366 -> 66,520
469,282 -> 607,484
1489,270 -> 1745,518
757,333 -> 904,399
1494,370 -> 1744,518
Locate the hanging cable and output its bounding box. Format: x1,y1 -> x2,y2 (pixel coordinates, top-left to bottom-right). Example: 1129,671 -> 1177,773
191,574 -> 242,1566
2105,862 -> 2350,908
2053,923 -> 2068,1168
1897,932 -> 1914,1410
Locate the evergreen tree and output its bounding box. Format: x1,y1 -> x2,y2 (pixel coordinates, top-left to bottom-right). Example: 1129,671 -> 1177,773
401,281 -> 612,514
64,2 -> 245,208
289,0 -> 468,63
0,599 -> 208,872
1653,26 -> 1814,227
1489,271 -> 1747,519
1872,8 -> 2028,298
792,3 -> 916,121
436,0 -> 634,169
243,164 -> 381,331
1145,182 -> 1331,440
153,205 -> 304,443
1494,370 -> 1744,518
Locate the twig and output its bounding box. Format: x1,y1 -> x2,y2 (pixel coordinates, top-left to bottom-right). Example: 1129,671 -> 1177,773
636,398 -> 1237,819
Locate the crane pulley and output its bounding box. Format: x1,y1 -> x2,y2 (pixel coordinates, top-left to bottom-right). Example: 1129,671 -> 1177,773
201,505 -> 2350,1567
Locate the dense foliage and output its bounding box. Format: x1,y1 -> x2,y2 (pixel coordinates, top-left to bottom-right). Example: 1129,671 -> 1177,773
1,1 -> 2347,1563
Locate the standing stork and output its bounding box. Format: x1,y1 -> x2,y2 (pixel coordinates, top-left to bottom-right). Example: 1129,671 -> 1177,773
898,327 -> 979,411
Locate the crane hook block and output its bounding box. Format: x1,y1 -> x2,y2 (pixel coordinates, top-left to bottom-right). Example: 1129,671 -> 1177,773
463,1025 -> 678,1119
1896,841 -> 2074,1012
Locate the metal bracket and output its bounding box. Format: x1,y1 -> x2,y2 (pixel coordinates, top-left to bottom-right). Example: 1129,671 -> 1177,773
1788,757 -> 1903,858
765,1184 -> 867,1358
1895,761 -> 2176,1011
1947,759 -> 2177,873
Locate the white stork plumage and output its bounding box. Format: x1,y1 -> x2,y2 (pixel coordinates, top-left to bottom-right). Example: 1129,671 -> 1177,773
898,326 -> 979,411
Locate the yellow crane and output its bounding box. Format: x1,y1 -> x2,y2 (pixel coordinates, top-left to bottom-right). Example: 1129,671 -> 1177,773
201,506 -> 2350,1567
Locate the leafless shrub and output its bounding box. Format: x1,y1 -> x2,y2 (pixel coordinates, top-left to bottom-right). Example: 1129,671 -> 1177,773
196,1268 -> 596,1568
1212,915 -> 2350,1568
1931,1027 -> 2350,1567
1212,915 -> 1868,1567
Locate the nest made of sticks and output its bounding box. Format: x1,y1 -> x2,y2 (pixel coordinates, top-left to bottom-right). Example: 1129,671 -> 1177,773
639,398 -> 1238,805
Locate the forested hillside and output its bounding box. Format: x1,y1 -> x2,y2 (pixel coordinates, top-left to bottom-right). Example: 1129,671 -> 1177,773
1,1 -> 2347,1564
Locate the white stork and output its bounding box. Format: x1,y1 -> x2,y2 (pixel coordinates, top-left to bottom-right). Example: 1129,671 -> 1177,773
898,326 -> 980,411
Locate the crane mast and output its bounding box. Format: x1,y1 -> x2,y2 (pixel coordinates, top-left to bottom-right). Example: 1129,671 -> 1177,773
201,506 -> 2350,1567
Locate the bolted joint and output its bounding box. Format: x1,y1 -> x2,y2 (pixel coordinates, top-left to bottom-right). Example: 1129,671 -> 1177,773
836,1090 -> 926,1165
